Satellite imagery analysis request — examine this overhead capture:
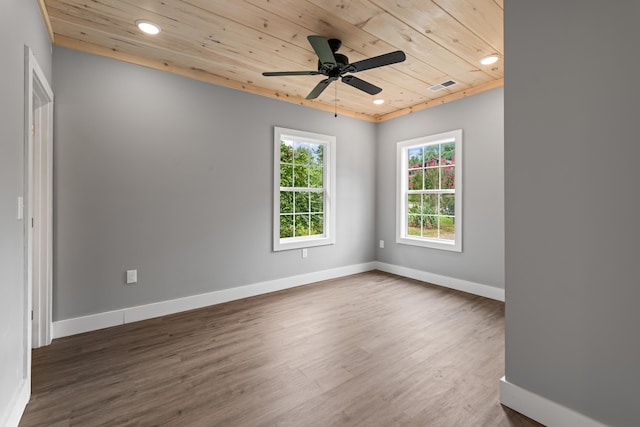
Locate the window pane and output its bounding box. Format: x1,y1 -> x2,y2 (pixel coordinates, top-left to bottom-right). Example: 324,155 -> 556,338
294,165 -> 309,188
408,194 -> 421,214
440,194 -> 455,216
280,215 -> 294,238
294,142 -> 310,164
310,144 -> 323,166
397,129 -> 461,251
280,140 -> 293,163
310,214 -> 324,235
441,142 -> 455,165
310,192 -> 323,213
440,216 -> 455,241
407,215 -> 421,236
295,214 -> 309,236
408,147 -> 422,168
309,164 -> 323,188
424,145 -> 440,167
280,191 -> 293,214
275,127 -> 335,252
280,164 -> 293,187
424,168 -> 439,190
409,169 -> 423,190
423,215 -> 438,237
423,194 -> 438,214
295,191 -> 309,213
442,166 -> 455,189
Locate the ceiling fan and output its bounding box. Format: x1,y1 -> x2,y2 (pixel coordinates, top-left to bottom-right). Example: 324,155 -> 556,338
262,36 -> 406,100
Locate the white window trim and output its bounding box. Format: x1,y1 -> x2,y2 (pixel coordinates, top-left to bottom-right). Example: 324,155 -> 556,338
396,129 -> 463,252
273,127 -> 336,252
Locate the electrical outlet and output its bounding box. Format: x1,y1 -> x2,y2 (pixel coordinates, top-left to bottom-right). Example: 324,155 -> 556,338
126,269 -> 137,284
302,248 -> 308,258
379,240 -> 385,248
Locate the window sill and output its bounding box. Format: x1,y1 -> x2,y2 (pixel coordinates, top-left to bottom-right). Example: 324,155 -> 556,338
274,235 -> 335,252
396,236 -> 462,252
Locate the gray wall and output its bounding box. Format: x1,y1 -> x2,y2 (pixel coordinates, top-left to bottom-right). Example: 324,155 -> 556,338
376,88 -> 504,289
0,0 -> 51,422
505,1 -> 640,426
52,47 -> 376,320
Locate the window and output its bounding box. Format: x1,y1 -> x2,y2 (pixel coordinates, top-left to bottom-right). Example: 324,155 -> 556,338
396,129 -> 462,252
274,127 -> 336,251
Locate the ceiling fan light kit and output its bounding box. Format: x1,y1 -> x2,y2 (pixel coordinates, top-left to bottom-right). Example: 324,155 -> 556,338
263,35 -> 406,100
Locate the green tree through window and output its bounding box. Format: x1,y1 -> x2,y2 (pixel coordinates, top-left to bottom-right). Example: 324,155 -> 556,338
274,127 -> 335,251
280,141 -> 324,238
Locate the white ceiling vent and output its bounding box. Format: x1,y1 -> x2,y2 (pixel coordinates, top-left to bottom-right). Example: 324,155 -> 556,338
429,79 -> 457,92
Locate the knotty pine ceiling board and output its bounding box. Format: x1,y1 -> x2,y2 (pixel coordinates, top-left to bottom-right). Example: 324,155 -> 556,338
40,0 -> 504,121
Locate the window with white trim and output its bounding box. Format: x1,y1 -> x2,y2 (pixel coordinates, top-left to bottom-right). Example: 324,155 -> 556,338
274,127 -> 336,251
397,129 -> 462,252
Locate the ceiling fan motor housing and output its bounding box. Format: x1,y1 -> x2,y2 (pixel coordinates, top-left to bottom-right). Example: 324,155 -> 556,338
318,53 -> 349,77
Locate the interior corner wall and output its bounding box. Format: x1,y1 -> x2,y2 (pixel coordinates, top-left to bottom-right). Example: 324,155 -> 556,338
0,0 -> 52,424
375,88 -> 505,291
52,46 -> 376,321
505,1 -> 640,426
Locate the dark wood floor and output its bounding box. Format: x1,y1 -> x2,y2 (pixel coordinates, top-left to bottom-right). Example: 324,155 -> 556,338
21,271 -> 542,426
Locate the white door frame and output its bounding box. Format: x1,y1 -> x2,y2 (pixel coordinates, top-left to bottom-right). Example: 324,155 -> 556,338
25,46 -> 54,352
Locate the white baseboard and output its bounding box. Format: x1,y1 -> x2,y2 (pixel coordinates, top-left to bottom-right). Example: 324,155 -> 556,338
53,262 -> 377,339
52,261 -> 504,339
53,309 -> 123,338
1,379 -> 29,427
374,261 -> 505,301
499,377 -> 607,427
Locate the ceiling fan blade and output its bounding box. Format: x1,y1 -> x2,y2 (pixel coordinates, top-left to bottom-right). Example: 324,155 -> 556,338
341,75 -> 382,95
307,35 -> 337,67
347,50 -> 406,73
262,71 -> 321,76
306,78 -> 333,100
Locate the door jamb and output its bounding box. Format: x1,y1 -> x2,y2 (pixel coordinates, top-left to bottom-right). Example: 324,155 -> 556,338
25,46 -> 54,352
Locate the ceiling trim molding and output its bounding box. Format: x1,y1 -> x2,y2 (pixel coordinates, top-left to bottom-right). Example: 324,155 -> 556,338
36,0 -> 54,42
52,31 -> 502,123
54,36 -> 377,122
375,78 -> 505,122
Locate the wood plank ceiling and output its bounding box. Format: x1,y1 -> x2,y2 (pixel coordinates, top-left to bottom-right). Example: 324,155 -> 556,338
39,0 -> 503,122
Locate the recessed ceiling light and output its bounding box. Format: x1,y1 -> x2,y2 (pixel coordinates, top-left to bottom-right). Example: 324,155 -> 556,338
373,99 -> 385,105
136,20 -> 161,35
480,54 -> 499,65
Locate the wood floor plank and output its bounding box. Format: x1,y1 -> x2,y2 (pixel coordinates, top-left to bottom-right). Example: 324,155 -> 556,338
20,271 -> 541,426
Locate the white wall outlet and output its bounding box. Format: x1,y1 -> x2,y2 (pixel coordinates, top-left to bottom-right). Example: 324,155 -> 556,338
302,248 -> 308,258
126,269 -> 137,284
379,240 -> 385,248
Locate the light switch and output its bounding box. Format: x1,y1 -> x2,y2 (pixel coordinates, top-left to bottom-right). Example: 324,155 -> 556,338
17,197 -> 24,220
